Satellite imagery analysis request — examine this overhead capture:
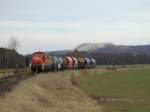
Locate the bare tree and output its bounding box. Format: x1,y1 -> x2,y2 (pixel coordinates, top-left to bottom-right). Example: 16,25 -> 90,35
7,36 -> 20,50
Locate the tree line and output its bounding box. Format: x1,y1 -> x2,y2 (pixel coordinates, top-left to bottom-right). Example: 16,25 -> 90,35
0,48 -> 25,69
0,37 -> 26,69
67,50 -> 150,65
90,52 -> 150,65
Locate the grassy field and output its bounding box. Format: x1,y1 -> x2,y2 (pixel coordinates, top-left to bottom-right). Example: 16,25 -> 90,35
74,67 -> 150,112
97,64 -> 150,69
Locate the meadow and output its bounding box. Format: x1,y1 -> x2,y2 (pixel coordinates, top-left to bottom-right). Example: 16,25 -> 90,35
74,67 -> 150,112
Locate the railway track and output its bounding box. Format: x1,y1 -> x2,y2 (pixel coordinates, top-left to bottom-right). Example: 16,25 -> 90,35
0,69 -> 33,95
0,66 -> 99,86
0,69 -> 31,81
0,66 -> 105,81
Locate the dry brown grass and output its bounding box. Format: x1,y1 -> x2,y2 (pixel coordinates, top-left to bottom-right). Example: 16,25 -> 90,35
0,70 -> 102,112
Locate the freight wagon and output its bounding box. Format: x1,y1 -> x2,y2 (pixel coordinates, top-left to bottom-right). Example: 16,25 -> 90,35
77,58 -> 86,69
90,58 -> 96,68
71,57 -> 78,69
85,58 -> 91,68
63,56 -> 74,69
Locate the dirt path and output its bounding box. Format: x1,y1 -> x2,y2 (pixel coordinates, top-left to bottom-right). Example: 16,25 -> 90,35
0,70 -> 102,112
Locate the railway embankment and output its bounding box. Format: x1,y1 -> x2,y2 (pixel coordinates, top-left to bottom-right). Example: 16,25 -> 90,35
0,70 -> 102,112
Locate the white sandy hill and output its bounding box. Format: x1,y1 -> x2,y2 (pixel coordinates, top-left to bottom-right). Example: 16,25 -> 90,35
0,71 -> 102,112
75,43 -> 113,52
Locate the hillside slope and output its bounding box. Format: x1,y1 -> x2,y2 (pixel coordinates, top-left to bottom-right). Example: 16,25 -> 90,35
74,43 -> 150,55
0,71 -> 102,112
75,43 -> 109,52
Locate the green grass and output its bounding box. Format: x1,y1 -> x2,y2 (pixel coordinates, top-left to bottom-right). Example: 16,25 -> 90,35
75,67 -> 150,112
97,64 -> 150,69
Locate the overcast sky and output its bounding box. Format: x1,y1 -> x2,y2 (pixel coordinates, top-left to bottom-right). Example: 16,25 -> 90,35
0,0 -> 150,54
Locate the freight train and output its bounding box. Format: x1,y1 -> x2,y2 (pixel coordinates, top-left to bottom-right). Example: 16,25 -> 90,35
30,51 -> 96,73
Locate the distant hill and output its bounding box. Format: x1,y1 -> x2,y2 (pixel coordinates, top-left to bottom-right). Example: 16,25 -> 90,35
75,43 -> 150,55
26,43 -> 150,58
75,43 -> 112,52
48,50 -> 73,56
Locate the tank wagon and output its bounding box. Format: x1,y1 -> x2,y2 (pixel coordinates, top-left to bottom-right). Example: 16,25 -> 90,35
30,51 -> 96,73
85,58 -> 91,68
77,58 -> 86,69
58,57 -> 64,71
72,57 -> 78,69
52,56 -> 59,71
90,58 -> 96,68
47,55 -> 55,71
63,56 -> 73,69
